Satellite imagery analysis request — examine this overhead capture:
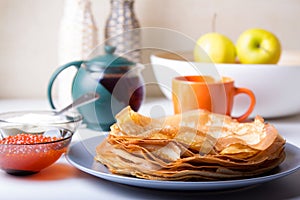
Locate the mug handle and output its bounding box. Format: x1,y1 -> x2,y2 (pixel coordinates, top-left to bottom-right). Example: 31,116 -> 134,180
233,87 -> 256,122
47,61 -> 83,109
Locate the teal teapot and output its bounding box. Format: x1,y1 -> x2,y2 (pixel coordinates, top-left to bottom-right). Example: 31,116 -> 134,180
47,46 -> 145,131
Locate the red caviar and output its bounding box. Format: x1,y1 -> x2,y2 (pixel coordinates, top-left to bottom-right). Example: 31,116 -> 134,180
0,133 -> 71,175
0,133 -> 62,145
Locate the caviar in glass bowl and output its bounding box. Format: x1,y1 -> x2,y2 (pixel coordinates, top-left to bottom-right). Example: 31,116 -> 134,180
0,128 -> 73,176
0,110 -> 82,175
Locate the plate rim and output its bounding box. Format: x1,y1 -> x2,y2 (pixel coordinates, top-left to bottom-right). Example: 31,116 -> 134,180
66,135 -> 300,190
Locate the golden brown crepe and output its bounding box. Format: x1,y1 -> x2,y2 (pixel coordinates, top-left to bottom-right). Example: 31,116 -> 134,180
95,107 -> 286,181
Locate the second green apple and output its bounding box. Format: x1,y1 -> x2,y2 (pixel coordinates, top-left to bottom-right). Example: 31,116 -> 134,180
236,29 -> 281,64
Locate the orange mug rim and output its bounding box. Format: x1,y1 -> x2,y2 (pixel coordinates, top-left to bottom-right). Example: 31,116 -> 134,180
173,75 -> 234,85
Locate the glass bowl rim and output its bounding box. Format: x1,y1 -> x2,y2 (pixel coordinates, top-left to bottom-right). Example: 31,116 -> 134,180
0,110 -> 83,126
0,128 -> 74,146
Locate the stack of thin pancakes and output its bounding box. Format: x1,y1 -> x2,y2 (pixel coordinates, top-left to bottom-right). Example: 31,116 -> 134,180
95,107 -> 286,181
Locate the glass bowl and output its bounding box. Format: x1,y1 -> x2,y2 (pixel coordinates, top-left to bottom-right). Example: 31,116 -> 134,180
0,110 -> 83,175
0,110 -> 83,133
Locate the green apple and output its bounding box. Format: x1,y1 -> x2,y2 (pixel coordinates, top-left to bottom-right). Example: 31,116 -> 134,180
194,33 -> 236,63
236,28 -> 281,64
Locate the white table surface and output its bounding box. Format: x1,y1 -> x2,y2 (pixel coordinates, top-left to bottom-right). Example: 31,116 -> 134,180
0,97 -> 300,200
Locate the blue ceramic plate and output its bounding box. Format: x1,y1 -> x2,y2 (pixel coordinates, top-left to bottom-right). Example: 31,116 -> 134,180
66,135 -> 300,191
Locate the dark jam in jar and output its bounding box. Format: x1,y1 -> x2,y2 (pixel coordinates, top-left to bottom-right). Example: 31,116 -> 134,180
99,73 -> 144,111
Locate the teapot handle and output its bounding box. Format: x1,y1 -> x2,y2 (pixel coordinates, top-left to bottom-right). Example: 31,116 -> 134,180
47,61 -> 83,109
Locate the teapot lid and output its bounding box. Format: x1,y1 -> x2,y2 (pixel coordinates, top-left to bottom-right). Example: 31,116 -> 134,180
86,46 -> 135,71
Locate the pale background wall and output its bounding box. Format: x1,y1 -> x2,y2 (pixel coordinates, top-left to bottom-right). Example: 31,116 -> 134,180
0,0 -> 299,99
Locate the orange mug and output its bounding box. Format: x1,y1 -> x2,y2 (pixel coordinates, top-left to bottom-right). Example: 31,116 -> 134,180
172,76 -> 256,121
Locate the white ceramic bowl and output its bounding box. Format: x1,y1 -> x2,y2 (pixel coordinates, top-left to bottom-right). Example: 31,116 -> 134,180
150,51 -> 300,118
